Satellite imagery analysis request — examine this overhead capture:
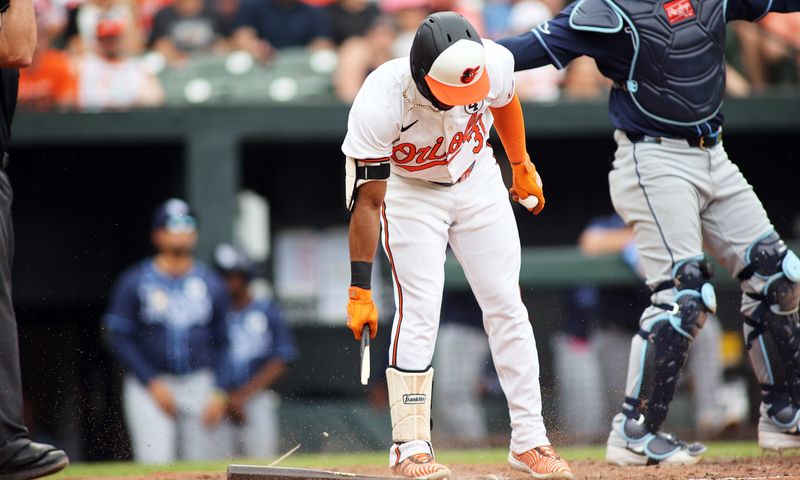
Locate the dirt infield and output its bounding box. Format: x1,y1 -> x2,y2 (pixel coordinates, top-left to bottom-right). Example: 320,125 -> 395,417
75,455 -> 800,480
335,456 -> 800,479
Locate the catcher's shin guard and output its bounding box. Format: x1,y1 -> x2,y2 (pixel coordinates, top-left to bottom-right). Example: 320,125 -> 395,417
387,366 -> 434,443
625,256 -> 716,433
740,232 -> 800,432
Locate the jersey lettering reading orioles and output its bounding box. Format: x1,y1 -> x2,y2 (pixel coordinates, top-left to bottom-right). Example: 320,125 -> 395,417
391,113 -> 485,171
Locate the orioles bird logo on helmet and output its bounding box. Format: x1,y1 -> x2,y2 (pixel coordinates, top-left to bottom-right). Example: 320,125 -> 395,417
460,66 -> 481,84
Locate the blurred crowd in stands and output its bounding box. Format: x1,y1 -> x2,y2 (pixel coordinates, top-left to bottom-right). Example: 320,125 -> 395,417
19,0 -> 800,111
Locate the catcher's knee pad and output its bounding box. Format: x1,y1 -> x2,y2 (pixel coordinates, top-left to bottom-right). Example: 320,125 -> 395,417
628,257 -> 716,432
668,256 -> 718,329
651,256 -> 717,338
740,232 -> 800,421
386,366 -> 434,443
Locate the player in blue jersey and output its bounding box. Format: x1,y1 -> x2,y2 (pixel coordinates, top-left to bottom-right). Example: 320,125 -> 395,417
103,199 -> 230,464
499,0 -> 800,466
211,243 -> 297,458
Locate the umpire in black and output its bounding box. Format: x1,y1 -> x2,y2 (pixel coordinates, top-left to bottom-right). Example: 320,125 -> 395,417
0,0 -> 70,478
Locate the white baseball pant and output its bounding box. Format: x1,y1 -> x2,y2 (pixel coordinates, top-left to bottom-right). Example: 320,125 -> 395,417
380,160 -> 549,452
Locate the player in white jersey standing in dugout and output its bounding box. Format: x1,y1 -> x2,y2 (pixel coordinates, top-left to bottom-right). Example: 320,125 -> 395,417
342,12 -> 573,480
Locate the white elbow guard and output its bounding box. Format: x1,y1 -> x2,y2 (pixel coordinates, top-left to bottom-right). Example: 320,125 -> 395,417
386,366 -> 433,443
345,156 -> 390,211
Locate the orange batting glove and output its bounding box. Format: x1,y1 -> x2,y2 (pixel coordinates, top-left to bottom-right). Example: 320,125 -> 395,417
347,286 -> 378,341
510,154 -> 545,215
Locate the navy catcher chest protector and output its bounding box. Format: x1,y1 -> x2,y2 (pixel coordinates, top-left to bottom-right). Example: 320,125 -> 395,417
569,0 -> 726,126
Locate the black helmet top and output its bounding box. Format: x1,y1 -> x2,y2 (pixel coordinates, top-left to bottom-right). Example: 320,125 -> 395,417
410,12 -> 489,110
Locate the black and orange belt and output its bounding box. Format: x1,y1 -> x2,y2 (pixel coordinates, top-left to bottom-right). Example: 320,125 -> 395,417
431,160 -> 476,187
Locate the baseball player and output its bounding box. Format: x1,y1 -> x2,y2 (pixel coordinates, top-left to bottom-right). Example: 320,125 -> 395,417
211,243 -> 297,459
498,0 -> 800,466
343,12 -> 573,480
103,199 -> 230,463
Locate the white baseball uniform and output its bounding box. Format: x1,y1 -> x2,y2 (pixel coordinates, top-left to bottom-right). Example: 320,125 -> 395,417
341,40 -> 550,453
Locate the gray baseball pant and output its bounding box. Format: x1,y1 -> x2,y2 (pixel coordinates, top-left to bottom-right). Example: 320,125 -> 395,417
211,390 -> 281,459
124,370 -> 226,463
608,129 -> 774,415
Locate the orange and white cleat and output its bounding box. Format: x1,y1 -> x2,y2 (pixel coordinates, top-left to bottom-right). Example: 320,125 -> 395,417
508,445 -> 574,479
392,453 -> 452,480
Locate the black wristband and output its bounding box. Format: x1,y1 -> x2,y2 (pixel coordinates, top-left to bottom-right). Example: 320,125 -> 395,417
351,261 -> 373,289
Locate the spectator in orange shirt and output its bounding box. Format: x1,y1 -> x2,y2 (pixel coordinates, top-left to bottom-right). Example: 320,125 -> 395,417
19,16 -> 78,111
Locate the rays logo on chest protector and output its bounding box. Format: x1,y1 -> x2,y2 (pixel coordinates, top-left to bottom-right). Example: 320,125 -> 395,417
391,112 -> 487,172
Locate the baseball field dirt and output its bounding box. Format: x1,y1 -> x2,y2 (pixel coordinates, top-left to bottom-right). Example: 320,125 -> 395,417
52,443 -> 800,480
295,455 -> 800,479
67,455 -> 800,480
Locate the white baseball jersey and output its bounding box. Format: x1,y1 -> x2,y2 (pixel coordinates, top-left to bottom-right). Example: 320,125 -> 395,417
342,40 -> 515,184
342,39 -> 553,461
78,54 -> 152,111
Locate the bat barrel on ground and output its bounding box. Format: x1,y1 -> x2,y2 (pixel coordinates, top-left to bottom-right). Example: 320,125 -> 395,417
228,465 -> 395,480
